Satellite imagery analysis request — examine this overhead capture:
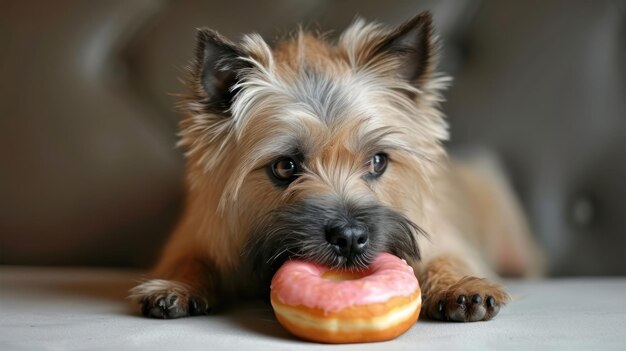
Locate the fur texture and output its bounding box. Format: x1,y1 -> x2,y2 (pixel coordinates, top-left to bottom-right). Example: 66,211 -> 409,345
130,12 -> 542,322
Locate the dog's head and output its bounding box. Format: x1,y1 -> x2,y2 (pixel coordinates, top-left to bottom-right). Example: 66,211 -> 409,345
179,12 -> 449,281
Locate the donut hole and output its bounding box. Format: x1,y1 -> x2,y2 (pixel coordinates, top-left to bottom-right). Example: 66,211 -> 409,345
321,271 -> 365,281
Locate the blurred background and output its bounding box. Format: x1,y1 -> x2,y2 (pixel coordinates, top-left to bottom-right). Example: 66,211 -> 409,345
0,0 -> 624,276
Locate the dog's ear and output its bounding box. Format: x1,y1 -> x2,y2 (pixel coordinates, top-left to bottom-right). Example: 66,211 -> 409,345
343,12 -> 437,89
193,28 -> 247,112
375,12 -> 437,87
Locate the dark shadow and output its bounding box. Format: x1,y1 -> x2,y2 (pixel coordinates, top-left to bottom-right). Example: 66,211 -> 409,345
215,300 -> 299,341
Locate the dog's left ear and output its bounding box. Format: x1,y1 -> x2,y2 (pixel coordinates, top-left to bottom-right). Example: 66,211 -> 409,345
344,12 -> 437,89
375,12 -> 437,87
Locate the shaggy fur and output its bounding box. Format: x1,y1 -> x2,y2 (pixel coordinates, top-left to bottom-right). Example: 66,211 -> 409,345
129,12 -> 542,322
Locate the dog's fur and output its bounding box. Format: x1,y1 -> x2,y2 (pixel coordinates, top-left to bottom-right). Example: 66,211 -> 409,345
130,12 -> 542,322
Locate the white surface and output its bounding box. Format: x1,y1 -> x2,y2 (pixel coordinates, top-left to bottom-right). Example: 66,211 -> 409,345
1,267 -> 625,351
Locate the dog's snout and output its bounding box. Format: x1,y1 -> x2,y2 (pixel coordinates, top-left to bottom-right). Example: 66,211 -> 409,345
325,225 -> 369,257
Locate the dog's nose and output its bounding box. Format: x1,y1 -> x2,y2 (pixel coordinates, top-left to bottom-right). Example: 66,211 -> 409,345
325,225 -> 369,257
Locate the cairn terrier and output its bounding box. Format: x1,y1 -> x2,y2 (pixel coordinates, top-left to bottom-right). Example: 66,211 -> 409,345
130,12 -> 542,322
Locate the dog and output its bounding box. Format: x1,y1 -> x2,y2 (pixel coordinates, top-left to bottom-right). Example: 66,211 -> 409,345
130,11 -> 542,322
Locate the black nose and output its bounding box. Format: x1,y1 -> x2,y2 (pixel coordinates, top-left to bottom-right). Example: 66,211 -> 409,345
325,225 -> 369,257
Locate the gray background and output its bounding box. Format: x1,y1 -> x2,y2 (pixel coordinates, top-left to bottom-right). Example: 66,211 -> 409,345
1,0 -> 624,275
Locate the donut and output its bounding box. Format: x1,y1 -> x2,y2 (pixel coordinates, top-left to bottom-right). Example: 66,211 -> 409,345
270,253 -> 421,343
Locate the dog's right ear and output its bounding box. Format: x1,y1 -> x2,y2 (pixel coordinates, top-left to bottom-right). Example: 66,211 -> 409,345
193,29 -> 247,113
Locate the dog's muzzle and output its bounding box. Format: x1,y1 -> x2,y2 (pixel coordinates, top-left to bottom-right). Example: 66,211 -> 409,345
244,195 -> 422,287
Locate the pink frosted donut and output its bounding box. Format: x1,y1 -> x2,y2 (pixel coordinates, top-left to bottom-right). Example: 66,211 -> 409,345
270,253 -> 421,343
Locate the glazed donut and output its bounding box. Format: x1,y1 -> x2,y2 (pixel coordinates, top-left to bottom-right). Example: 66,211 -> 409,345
270,253 -> 421,343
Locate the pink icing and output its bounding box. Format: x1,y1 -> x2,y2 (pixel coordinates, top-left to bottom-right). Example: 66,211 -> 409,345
270,253 -> 419,313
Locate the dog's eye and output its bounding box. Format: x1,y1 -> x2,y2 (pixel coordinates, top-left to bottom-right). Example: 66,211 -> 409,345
270,157 -> 299,183
368,153 -> 388,177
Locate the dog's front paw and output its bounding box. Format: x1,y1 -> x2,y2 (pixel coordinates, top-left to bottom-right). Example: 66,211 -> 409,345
129,279 -> 212,319
424,277 -> 510,322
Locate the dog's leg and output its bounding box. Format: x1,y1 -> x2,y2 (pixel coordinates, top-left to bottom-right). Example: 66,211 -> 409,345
418,255 -> 510,322
448,154 -> 544,278
129,256 -> 219,319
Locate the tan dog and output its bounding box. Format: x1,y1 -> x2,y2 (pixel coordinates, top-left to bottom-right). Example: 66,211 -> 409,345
130,12 -> 542,322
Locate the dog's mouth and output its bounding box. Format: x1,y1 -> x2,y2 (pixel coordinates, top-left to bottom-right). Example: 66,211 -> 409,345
244,197 -> 422,286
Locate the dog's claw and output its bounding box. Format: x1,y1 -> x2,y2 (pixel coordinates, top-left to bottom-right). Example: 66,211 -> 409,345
456,294 -> 467,304
188,297 -> 208,316
156,297 -> 167,309
432,300 -> 446,320
139,295 -> 209,319
471,294 -> 482,304
131,279 -> 215,319
424,277 -> 509,322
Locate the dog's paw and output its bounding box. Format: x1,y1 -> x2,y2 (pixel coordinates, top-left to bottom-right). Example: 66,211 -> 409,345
424,276 -> 510,322
129,279 -> 212,319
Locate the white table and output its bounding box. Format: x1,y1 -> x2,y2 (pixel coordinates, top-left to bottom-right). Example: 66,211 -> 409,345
1,267 -> 624,350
